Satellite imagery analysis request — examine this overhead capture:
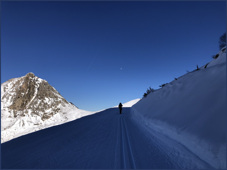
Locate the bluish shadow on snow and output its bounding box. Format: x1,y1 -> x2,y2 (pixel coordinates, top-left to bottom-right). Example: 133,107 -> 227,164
2,107 -> 211,169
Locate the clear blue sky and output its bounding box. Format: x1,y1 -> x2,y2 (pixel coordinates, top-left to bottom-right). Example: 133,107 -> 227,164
1,1 -> 226,111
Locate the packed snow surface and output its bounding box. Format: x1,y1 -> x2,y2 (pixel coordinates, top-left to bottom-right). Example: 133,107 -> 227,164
132,47 -> 226,168
2,108 -> 212,169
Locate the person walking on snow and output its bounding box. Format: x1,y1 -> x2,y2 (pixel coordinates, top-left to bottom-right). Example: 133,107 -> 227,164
119,103 -> 123,114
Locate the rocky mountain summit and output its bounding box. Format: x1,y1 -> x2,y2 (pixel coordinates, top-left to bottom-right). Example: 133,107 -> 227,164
2,73 -> 69,119
1,73 -> 92,143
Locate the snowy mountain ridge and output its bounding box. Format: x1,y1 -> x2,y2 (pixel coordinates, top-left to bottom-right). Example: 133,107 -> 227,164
1,72 -> 93,143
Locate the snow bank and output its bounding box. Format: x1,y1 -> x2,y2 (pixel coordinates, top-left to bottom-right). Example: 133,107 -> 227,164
208,47 -> 226,68
132,48 -> 226,169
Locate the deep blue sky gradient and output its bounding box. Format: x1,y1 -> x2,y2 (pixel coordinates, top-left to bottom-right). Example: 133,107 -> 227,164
1,1 -> 226,111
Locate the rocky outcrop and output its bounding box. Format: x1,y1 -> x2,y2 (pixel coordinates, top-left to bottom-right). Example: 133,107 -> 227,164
2,73 -> 69,120
8,73 -> 36,111
1,72 -> 93,143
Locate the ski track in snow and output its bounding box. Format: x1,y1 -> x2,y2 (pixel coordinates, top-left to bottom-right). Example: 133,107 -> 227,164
121,117 -> 136,168
114,116 -> 136,168
2,108 -> 213,169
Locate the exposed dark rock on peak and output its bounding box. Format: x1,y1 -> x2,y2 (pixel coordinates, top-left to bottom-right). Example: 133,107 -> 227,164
26,72 -> 35,78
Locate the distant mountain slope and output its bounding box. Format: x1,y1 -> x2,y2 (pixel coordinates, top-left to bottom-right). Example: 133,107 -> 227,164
132,47 -> 226,168
1,73 -> 93,143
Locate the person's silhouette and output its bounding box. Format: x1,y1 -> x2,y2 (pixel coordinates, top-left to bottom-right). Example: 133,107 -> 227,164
118,103 -> 123,114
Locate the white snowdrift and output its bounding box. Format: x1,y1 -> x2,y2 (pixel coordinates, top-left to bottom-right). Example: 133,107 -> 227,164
122,98 -> 141,107
113,98 -> 141,108
132,48 -> 226,169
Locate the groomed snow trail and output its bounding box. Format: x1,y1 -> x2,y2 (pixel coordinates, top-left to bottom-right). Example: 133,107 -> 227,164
2,108 -> 212,169
114,116 -> 136,169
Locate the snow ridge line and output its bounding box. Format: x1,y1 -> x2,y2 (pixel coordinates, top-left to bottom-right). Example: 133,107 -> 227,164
123,118 -> 137,169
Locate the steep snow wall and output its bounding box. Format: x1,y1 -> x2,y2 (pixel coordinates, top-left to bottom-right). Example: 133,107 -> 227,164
132,48 -> 226,169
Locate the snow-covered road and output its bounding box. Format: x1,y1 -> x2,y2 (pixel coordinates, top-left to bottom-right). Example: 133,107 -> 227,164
2,108 -> 212,169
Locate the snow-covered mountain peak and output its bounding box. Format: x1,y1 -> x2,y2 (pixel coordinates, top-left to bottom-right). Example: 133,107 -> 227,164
1,73 -> 69,118
25,72 -> 35,78
1,73 -> 93,143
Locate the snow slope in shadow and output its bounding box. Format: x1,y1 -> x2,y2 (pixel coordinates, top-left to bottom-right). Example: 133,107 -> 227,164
132,48 -> 226,168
